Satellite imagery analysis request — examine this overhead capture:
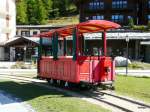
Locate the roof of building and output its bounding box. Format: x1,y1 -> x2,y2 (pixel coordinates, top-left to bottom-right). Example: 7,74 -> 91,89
83,32 -> 150,40
5,36 -> 52,47
16,25 -> 65,29
5,36 -> 39,47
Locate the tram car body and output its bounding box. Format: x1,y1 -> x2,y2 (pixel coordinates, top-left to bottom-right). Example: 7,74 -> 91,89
37,20 -> 120,86
40,56 -> 115,84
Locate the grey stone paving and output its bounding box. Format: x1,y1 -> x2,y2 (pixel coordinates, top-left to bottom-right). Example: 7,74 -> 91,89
0,91 -> 35,112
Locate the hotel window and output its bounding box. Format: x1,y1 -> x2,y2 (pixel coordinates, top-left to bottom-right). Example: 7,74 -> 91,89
148,15 -> 150,21
21,31 -> 30,37
112,0 -> 127,9
112,15 -> 124,22
128,16 -> 132,19
149,0 -> 150,8
33,31 -> 38,35
92,15 -> 104,20
85,17 -> 89,20
89,0 -> 104,10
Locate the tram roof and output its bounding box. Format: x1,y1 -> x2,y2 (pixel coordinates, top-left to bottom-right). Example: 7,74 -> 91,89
36,20 -> 121,38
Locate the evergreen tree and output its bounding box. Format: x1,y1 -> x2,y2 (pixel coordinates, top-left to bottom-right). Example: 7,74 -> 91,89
16,0 -> 28,25
26,0 -> 38,24
52,0 -> 66,17
65,0 -> 72,11
37,0 -> 48,24
59,0 -> 67,15
42,0 -> 53,18
26,0 -> 47,25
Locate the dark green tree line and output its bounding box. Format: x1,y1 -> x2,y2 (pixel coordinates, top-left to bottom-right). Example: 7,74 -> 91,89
16,0 -> 76,25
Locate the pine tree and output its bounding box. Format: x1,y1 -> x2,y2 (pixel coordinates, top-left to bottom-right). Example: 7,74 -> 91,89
26,0 -> 38,24
42,0 -> 53,18
16,0 -> 28,24
26,0 -> 48,25
59,0 -> 67,15
65,0 -> 72,11
37,0 -> 48,24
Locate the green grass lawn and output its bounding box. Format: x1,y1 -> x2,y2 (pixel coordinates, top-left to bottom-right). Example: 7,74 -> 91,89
0,79 -> 110,112
115,75 -> 150,103
48,15 -> 79,26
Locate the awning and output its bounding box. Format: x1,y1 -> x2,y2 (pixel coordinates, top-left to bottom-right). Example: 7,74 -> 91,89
77,20 -> 120,33
36,20 -> 121,38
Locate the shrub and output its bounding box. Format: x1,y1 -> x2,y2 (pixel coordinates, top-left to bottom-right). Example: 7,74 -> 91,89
133,25 -> 147,31
128,18 -> 134,28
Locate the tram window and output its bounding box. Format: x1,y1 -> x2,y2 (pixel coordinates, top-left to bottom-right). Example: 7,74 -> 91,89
58,40 -> 64,56
66,40 -> 73,56
43,46 -> 52,56
93,48 -> 99,56
47,47 -> 53,56
67,48 -> 72,56
33,31 -> 38,35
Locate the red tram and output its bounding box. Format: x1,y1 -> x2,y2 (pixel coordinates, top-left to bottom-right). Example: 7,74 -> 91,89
36,20 -> 120,87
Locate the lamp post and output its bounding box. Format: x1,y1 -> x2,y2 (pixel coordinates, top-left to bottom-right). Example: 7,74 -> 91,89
125,35 -> 129,76
24,46 -> 27,62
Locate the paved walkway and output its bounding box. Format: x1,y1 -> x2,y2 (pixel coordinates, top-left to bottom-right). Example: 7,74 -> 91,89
0,69 -> 37,75
0,91 -> 35,112
0,69 -> 150,77
116,70 -> 150,77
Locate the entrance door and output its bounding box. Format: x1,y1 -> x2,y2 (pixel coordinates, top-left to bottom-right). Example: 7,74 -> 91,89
15,48 -> 24,61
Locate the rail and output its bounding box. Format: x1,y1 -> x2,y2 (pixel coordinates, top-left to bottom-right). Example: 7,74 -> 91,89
0,74 -> 149,112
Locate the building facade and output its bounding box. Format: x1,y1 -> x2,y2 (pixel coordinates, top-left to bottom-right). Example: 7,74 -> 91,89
0,0 -> 16,61
77,0 -> 150,25
7,25 -> 63,62
14,26 -> 150,63
73,0 -> 150,62
16,25 -> 63,37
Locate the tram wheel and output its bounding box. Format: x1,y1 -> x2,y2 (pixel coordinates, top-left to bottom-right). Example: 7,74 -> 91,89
53,79 -> 57,86
46,79 -> 51,84
78,83 -> 89,90
101,85 -> 107,90
60,80 -> 66,87
68,82 -> 77,88
110,84 -> 115,90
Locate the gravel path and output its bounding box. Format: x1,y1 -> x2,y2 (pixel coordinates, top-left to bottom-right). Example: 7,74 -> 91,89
0,90 -> 35,112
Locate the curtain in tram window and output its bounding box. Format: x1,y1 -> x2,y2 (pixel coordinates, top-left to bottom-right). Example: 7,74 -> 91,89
38,37 -> 42,59
72,28 -> 77,61
53,33 -> 58,60
64,38 -> 67,55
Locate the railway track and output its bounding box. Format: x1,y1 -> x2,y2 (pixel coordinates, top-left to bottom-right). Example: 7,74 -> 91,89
85,91 -> 150,112
0,74 -> 150,112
